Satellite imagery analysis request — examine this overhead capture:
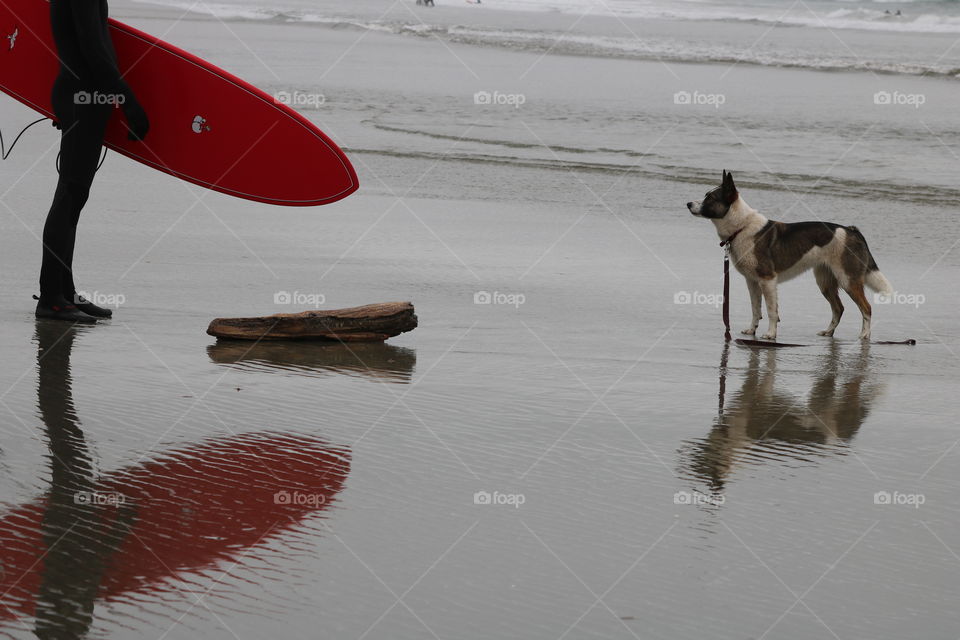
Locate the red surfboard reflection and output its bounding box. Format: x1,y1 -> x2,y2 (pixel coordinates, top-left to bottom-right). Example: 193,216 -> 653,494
0,430 -> 351,622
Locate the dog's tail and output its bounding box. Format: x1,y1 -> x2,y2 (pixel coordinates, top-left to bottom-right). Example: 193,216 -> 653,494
848,226 -> 893,294
865,269 -> 893,295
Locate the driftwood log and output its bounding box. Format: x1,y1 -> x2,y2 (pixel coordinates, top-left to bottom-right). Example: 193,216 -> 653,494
207,302 -> 417,342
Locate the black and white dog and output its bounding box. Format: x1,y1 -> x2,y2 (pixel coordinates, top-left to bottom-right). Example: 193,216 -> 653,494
687,171 -> 893,340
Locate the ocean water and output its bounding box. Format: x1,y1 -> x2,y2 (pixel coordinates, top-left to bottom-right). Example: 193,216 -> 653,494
122,0 -> 960,209
137,0 -> 960,32
137,0 -> 960,71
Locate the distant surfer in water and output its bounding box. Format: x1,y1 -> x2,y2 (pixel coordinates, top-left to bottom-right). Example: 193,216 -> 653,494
38,0 -> 149,322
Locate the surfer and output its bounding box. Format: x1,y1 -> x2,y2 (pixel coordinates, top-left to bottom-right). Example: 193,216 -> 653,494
38,0 -> 150,322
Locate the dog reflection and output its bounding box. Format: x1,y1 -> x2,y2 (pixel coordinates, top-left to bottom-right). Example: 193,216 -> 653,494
680,341 -> 883,493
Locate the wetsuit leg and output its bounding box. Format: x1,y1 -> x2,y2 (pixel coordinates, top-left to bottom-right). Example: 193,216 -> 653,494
39,75 -> 113,303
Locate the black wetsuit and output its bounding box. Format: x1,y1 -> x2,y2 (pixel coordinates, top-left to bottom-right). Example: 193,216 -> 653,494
40,0 -> 148,316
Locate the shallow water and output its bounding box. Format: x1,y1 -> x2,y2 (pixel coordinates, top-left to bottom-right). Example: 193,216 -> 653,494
1,0 -> 959,638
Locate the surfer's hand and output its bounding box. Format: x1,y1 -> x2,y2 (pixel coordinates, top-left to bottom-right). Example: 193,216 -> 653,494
51,120 -> 61,130
123,99 -> 150,141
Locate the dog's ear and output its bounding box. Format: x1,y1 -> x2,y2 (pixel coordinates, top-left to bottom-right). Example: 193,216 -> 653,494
721,171 -> 738,204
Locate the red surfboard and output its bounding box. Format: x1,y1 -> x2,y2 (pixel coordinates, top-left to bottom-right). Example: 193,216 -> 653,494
0,1 -> 358,206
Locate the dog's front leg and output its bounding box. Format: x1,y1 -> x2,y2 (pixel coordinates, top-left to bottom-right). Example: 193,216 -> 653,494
758,277 -> 779,340
742,279 -> 762,335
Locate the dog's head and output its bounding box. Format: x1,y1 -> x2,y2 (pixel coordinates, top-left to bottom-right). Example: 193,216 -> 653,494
687,171 -> 738,219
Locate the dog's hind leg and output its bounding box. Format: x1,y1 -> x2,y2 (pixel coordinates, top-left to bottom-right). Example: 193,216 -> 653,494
843,279 -> 872,340
815,266 -> 844,337
742,278 -> 762,335
758,277 -> 779,340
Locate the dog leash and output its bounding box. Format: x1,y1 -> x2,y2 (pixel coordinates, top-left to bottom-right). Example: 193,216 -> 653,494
721,243 -> 732,342
718,230 -> 743,343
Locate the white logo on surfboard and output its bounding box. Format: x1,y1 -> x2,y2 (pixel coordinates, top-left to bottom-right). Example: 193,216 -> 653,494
6,26 -> 18,51
191,115 -> 211,133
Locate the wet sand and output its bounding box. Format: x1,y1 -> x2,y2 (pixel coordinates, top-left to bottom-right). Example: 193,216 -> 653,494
1,1 -> 959,638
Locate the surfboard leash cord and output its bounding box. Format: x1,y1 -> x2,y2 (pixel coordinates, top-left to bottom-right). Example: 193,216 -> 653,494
1,117 -> 107,173
0,117 -> 46,160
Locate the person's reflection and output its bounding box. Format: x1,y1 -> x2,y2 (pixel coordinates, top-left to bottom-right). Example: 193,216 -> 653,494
33,321 -> 133,639
0,323 -> 351,632
680,340 -> 884,494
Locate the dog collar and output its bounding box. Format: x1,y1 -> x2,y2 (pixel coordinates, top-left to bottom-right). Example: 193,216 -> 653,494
719,227 -> 745,247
